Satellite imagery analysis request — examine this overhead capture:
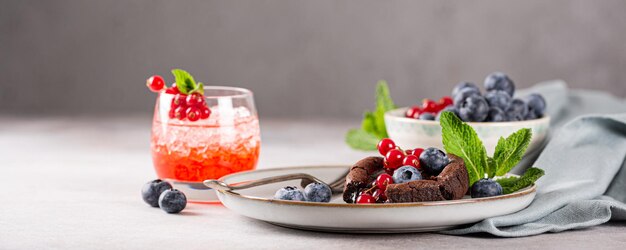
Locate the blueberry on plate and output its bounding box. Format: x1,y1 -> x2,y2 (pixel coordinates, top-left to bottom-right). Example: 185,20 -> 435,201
484,72 -> 515,97
274,186 -> 306,201
525,93 -> 546,118
142,179 -> 173,207
458,95 -> 489,122
471,178 -> 503,198
158,189 -> 187,213
453,88 -> 481,108
485,107 -> 507,122
392,166 -> 422,184
418,112 -> 436,120
436,105 -> 459,121
451,82 -> 480,98
304,183 -> 332,202
484,90 -> 512,111
505,98 -> 529,121
419,147 -> 450,175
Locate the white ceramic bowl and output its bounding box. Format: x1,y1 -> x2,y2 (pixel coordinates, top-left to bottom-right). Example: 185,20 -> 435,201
384,108 -> 550,155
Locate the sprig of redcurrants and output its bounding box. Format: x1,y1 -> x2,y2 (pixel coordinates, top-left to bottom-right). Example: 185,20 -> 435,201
356,138 -> 424,204
146,75 -> 211,122
405,96 -> 453,120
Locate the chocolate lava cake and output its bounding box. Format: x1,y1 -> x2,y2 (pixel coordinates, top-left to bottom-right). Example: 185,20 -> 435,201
343,155 -> 469,203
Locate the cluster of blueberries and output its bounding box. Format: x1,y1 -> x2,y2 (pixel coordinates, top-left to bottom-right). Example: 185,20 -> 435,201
443,72 -> 547,122
274,182 -> 332,202
141,179 -> 187,213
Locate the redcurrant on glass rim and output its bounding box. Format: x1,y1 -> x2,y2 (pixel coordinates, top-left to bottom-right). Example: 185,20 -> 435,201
151,86 -> 261,203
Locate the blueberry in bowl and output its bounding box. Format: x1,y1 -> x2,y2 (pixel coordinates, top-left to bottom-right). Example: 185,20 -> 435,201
384,71 -> 550,155
484,72 -> 515,97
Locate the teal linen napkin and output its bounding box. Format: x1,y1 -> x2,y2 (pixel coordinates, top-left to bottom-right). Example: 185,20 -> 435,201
444,81 -> 626,237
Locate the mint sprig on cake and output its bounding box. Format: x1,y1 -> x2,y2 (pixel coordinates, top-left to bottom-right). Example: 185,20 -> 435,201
439,111 -> 544,194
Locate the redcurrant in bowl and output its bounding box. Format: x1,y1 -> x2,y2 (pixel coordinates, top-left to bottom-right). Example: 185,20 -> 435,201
384,107 -> 550,156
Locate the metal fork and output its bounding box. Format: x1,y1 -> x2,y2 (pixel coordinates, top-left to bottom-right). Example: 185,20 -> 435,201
203,169 -> 349,194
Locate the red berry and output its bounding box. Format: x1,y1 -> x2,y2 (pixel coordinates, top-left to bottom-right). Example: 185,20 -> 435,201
402,154 -> 419,167
173,94 -> 187,107
384,167 -> 395,176
411,148 -> 424,157
438,96 -> 453,110
146,75 -> 165,92
186,107 -> 201,122
168,108 -> 176,119
165,84 -> 180,94
385,149 -> 405,169
377,138 -> 396,156
174,106 -> 186,120
373,189 -> 387,202
200,106 -> 211,119
375,173 -> 394,191
356,193 -> 376,204
422,99 -> 438,112
186,93 -> 204,107
406,106 -> 422,119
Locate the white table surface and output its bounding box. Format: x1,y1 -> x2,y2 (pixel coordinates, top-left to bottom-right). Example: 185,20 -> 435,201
1,115 -> 625,249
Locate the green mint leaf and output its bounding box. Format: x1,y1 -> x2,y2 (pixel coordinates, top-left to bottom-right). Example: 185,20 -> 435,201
361,112 -> 377,135
373,80 -> 396,138
375,80 -> 395,112
346,128 -> 379,151
171,69 -> 197,94
497,167 -> 545,194
493,128 -> 532,176
495,176 -> 519,187
486,156 -> 496,178
440,111 -> 488,186
345,80 -> 396,150
190,82 -> 205,95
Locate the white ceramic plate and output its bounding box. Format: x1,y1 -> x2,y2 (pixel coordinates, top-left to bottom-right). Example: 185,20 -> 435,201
214,165 -> 536,233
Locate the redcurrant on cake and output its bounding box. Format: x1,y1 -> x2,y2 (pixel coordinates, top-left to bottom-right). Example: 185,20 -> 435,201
343,138 -> 469,203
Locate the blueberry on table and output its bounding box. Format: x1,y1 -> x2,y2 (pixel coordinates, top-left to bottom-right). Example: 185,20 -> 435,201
458,95 -> 489,122
485,90 -> 512,111
304,183 -> 332,202
418,112 -> 436,120
158,189 -> 187,213
484,72 -> 515,97
274,186 -> 306,201
486,107 -> 507,122
471,178 -> 503,198
451,82 -> 480,98
525,93 -> 546,118
453,88 -> 481,108
505,99 -> 529,121
419,147 -> 450,175
141,179 -> 173,207
392,166 -> 423,184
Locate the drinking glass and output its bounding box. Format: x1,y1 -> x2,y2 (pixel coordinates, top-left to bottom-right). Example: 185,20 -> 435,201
150,86 -> 261,202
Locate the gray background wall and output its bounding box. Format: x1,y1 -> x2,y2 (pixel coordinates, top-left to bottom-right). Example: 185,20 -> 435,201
1,0 -> 625,119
